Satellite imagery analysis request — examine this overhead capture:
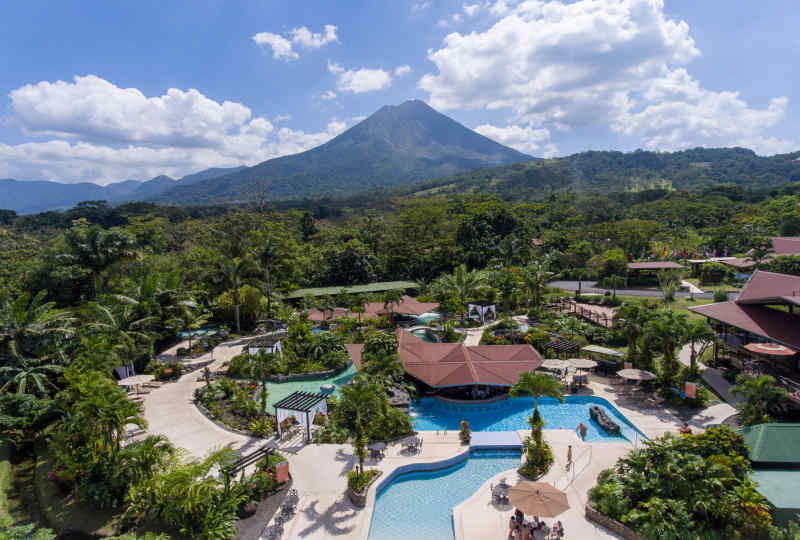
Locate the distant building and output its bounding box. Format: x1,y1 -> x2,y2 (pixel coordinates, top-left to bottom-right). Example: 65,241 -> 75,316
690,270 -> 800,403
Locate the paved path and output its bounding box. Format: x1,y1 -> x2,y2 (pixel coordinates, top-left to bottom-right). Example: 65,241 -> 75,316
143,338 -> 260,459
677,343 -> 743,407
463,320 -> 497,346
681,280 -> 705,294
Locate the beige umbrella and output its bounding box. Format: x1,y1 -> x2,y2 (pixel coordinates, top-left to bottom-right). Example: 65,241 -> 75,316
117,374 -> 155,394
541,359 -> 570,370
569,358 -> 597,370
507,481 -> 569,517
617,368 -> 656,381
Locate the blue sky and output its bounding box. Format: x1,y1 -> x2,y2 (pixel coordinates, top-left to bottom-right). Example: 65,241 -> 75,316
0,0 -> 797,184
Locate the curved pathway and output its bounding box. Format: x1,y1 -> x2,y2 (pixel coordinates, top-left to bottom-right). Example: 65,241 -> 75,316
142,337 -> 260,459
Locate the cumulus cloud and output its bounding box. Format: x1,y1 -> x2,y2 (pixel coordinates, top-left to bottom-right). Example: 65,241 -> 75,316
328,61 -> 393,93
252,24 -> 338,61
463,3 -> 482,16
474,123 -> 556,155
419,0 -> 793,153
2,75 -> 351,183
412,1 -> 432,11
394,65 -> 412,77
273,114 -> 292,123
320,90 -> 338,100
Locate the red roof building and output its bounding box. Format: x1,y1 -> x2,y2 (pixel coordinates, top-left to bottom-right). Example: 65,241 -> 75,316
395,330 -> 543,388
627,261 -> 684,270
689,270 -> 800,389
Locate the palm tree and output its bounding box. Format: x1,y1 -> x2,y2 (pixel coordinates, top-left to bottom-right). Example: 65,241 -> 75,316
572,268 -> 588,299
431,264 -> 489,320
249,350 -> 281,417
613,302 -> 652,368
117,434 -> 176,485
686,320 -> 715,373
338,375 -> 381,436
509,372 -> 564,413
62,225 -> 135,297
606,275 -> 625,301
0,353 -> 63,395
522,258 -> 557,308
0,291 -> 74,358
381,289 -> 404,322
174,300 -> 211,350
89,301 -> 156,362
643,310 -> 689,384
362,353 -> 404,385
731,374 -> 789,426
255,237 -> 280,317
657,269 -> 681,305
217,257 -> 258,333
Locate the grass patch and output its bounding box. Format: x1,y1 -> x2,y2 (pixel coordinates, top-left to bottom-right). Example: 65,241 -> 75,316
614,294 -> 713,321
684,278 -> 741,294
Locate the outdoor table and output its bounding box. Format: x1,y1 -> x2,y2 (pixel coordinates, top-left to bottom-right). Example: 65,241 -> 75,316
492,482 -> 510,503
369,442 -> 386,459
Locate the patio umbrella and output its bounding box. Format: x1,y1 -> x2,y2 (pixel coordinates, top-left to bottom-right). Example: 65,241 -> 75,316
541,359 -> 570,370
117,374 -> 154,386
569,358 -> 597,370
507,481 -> 569,517
617,368 -> 656,381
744,343 -> 796,357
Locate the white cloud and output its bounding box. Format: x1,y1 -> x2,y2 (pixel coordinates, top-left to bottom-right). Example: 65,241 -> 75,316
463,3 -> 482,16
474,123 -> 556,155
2,75 -> 352,183
438,13 -> 464,27
320,90 -> 338,100
412,1 -> 432,12
252,32 -> 298,61
252,24 -> 337,61
328,61 -> 393,93
273,114 -> 292,123
289,24 -> 338,49
420,0 -> 793,153
394,65 -> 412,77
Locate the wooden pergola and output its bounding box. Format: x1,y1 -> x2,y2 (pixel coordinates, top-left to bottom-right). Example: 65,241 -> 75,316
544,338 -> 580,358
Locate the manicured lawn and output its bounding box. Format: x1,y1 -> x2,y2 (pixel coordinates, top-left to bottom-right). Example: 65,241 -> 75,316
684,278 -> 742,294
614,294 -> 713,321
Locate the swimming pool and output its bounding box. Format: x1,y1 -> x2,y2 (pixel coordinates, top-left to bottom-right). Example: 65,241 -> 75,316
368,449 -> 521,540
410,328 -> 437,343
409,396 -> 643,442
262,362 -> 358,411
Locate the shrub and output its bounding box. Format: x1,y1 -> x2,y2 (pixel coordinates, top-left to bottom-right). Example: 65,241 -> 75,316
249,417 -> 274,438
312,423 -> 349,444
214,284 -> 264,331
524,328 -> 551,350
713,289 -> 729,303
459,420 -> 471,444
151,361 -> 182,381
347,468 -> 379,493
313,411 -> 327,426
699,262 -> 731,284
226,352 -> 251,378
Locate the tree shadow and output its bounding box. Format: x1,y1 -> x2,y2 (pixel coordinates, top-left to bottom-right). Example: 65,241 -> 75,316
297,496 -> 358,537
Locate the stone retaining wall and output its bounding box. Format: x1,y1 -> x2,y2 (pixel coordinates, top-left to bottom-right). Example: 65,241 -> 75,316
194,399 -> 256,438
266,362 -> 352,383
584,504 -> 645,540
346,471 -> 382,508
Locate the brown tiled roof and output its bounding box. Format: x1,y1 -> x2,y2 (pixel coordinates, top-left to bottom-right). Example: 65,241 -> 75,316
627,262 -> 684,270
397,331 -> 543,387
344,344 -> 364,369
688,302 -> 800,350
718,257 -> 756,270
306,296 -> 438,321
772,237 -> 800,256
736,270 -> 800,307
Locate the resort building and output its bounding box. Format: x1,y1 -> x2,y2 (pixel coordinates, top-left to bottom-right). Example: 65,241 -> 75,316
738,423 -> 800,525
307,295 -> 439,323
689,270 -> 800,402
348,330 -> 543,397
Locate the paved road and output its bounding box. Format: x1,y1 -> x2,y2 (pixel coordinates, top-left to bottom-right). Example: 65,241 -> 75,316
549,280 -> 738,301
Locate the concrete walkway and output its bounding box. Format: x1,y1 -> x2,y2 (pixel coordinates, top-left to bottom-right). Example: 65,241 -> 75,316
462,321 -> 497,346
677,343 -> 743,407
681,280 -> 705,294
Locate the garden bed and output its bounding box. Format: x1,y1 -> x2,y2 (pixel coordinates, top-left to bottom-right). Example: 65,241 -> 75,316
346,469 -> 381,507
194,379 -> 274,436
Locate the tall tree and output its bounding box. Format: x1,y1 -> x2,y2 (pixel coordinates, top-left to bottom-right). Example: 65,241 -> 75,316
431,264 -> 488,319
509,372 -> 564,413
643,310 -> 690,384
381,289 -> 404,322
216,257 -> 258,333
686,320 -> 715,374
61,224 -> 135,297
731,374 -> 789,426
0,291 -> 74,359
522,257 -> 557,308
255,236 -> 280,317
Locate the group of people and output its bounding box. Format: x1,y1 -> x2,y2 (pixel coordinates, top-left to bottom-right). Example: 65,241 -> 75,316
508,508 -> 564,539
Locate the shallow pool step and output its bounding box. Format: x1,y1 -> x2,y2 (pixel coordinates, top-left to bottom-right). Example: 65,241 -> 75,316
470,431 -> 522,449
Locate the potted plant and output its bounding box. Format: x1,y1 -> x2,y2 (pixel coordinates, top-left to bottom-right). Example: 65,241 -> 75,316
459,420 -> 471,444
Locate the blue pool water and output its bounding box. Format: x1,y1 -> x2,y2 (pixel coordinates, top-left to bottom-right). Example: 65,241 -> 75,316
368,449 -> 521,540
409,396 -> 643,442
262,363 -> 357,411
410,328 -> 437,343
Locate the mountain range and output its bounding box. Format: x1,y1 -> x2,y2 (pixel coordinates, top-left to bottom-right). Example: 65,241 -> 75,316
2,99 -> 800,214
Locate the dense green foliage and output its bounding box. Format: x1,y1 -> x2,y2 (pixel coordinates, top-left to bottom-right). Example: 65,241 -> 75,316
589,427 -> 773,540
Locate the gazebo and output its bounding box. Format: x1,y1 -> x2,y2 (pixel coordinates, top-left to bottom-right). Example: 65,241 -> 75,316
274,391 -> 328,442
543,338 -> 580,359
467,301 -> 497,323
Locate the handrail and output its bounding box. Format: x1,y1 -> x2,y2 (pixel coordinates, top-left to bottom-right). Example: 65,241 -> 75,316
553,444 -> 592,492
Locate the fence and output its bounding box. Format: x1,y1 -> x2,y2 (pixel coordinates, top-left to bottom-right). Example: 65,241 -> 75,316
555,298 -> 614,329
